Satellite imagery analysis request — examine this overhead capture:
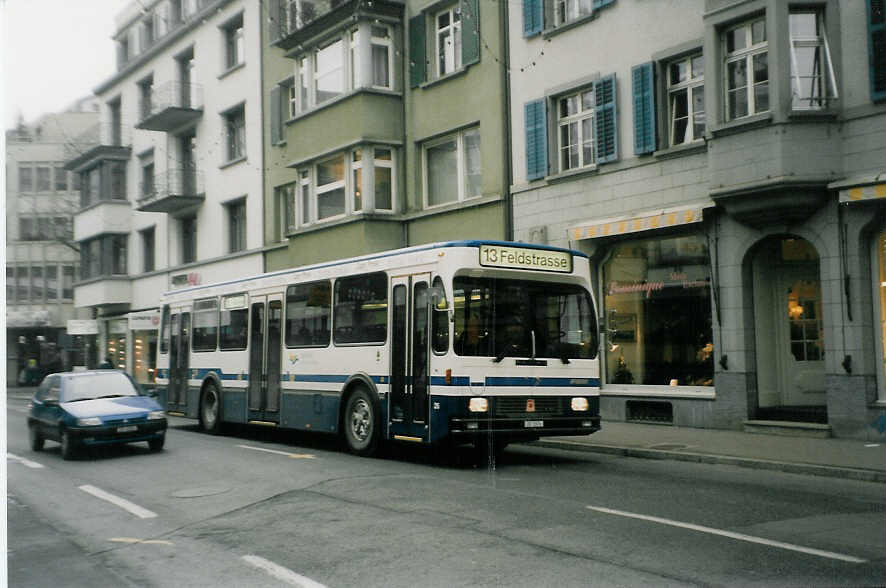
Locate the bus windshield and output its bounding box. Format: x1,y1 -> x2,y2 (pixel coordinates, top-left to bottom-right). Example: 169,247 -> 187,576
453,277 -> 598,360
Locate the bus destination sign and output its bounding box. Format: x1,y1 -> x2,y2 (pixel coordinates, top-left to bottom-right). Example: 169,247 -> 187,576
479,245 -> 572,273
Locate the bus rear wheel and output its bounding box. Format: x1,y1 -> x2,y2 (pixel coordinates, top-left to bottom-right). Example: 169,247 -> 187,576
343,387 -> 378,457
200,382 -> 222,435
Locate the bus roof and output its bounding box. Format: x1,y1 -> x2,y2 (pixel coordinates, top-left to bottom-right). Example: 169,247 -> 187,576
162,240 -> 588,298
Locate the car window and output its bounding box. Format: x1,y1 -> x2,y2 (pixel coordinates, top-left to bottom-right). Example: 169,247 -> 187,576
36,377 -> 51,401
61,372 -> 139,402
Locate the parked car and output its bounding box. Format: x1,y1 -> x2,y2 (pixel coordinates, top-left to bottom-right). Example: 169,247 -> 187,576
27,370 -> 167,460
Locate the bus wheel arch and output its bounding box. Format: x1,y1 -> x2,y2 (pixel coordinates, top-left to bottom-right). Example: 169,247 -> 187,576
199,377 -> 223,435
341,376 -> 380,457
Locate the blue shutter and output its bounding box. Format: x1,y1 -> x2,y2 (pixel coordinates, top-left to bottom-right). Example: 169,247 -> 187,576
632,62 -> 656,155
869,0 -> 886,101
525,99 -> 548,181
593,0 -> 615,8
595,74 -> 618,163
461,0 -> 481,66
523,0 -> 543,37
409,14 -> 427,88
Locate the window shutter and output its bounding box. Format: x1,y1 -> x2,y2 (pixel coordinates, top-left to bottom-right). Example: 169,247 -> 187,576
523,0 -> 543,37
524,99 -> 548,181
631,62 -> 656,155
595,74 -> 618,163
409,14 -> 427,88
593,0 -> 615,8
870,0 -> 886,101
462,0 -> 481,66
270,86 -> 282,144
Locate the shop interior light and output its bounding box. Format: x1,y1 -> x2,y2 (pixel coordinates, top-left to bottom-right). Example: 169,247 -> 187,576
468,397 -> 488,412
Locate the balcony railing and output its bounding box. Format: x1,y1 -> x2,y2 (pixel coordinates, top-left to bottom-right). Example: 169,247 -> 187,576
64,123 -> 132,173
136,81 -> 204,132
271,0 -> 351,43
136,168 -> 205,213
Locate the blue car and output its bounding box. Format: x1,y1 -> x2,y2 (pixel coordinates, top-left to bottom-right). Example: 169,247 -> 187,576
28,370 -> 167,460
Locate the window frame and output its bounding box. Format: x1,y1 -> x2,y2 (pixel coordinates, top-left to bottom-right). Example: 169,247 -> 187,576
556,87 -> 596,172
285,280 -> 332,348
667,53 -> 705,146
554,0 -> 592,28
192,296 -> 220,352
422,126 -> 482,209
181,215 -> 197,264
789,8 -> 838,111
314,38 -> 345,106
223,13 -> 245,70
141,226 -> 156,273
722,17 -> 769,121
370,24 -> 393,90
227,198 -> 247,253
223,104 -> 246,163
435,5 -> 463,78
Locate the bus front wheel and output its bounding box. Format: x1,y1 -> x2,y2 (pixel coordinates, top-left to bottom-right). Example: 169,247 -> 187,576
343,387 -> 378,457
200,382 -> 222,435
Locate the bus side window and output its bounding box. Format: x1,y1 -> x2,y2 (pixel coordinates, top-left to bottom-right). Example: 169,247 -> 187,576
431,276 -> 449,353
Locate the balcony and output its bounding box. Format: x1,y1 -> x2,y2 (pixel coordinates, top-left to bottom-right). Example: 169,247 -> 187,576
136,169 -> 205,213
272,0 -> 401,49
64,124 -> 131,173
136,82 -> 204,132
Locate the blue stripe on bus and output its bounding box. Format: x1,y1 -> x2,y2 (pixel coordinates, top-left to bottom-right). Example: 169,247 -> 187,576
485,377 -> 601,387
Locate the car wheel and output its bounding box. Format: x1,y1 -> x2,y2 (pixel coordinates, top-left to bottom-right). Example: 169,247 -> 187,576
200,382 -> 222,435
29,425 -> 44,452
343,387 -> 378,457
148,437 -> 165,452
60,430 -> 77,460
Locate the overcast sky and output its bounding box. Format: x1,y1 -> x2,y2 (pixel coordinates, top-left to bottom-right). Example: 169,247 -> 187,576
2,0 -> 128,128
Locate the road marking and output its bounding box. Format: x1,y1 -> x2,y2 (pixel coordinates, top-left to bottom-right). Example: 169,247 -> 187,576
586,505 -> 867,564
237,444 -> 315,459
79,485 -> 158,519
7,453 -> 45,469
242,555 -> 327,588
109,537 -> 174,546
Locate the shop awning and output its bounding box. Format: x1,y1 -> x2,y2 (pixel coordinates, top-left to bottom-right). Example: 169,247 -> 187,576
830,175 -> 886,203
568,202 -> 713,241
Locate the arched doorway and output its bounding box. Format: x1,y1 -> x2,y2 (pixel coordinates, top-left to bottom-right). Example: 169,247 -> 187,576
752,236 -> 827,423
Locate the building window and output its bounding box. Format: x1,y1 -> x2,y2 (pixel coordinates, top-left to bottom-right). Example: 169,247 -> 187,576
299,169 -> 311,226
869,1 -> 886,101
19,218 -> 35,241
138,76 -> 154,120
140,152 -> 155,200
274,183 -> 295,240
297,56 -> 310,113
227,199 -> 247,253
668,54 -> 705,145
79,235 -> 127,279
112,235 -> 128,275
436,6 -> 462,77
555,0 -> 591,27
723,17 -> 768,120
62,266 -> 74,300
352,148 -> 363,212
224,105 -> 246,162
55,166 -> 68,192
19,165 -> 33,192
36,166 -> 51,192
181,216 -> 197,264
315,39 -> 344,104
602,233 -> 713,387
142,227 -> 155,273
16,266 -> 29,301
789,9 -> 838,110
224,14 -> 245,70
424,127 -> 481,207
371,25 -> 392,88
316,154 -> 346,220
374,147 -> 394,210
286,80 -> 297,119
557,88 -> 595,171
45,266 -> 58,302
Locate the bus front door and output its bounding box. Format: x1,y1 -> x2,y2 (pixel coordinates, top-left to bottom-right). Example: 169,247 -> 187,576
390,274 -> 430,441
168,311 -> 190,413
248,294 -> 283,424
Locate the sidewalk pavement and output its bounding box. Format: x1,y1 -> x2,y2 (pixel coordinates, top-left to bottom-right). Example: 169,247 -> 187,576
7,386 -> 885,483
534,421 -> 886,484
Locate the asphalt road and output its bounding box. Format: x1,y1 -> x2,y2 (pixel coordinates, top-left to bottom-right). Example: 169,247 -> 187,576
7,390 -> 886,587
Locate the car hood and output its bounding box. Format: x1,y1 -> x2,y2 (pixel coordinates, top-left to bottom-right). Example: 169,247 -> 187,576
61,396 -> 163,419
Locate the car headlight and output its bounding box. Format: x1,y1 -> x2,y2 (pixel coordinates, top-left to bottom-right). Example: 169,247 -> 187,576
468,397 -> 489,413
571,397 -> 589,412
77,417 -> 102,426
147,411 -> 166,420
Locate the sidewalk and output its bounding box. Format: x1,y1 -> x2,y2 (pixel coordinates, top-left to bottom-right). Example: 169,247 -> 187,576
534,421 -> 886,483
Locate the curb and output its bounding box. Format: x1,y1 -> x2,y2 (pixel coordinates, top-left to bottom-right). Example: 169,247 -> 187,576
528,439 -> 886,484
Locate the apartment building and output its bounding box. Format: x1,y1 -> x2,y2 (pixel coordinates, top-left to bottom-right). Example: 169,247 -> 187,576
6,99 -> 100,386
262,0 -> 510,270
509,0 -> 886,439
64,0 -> 265,386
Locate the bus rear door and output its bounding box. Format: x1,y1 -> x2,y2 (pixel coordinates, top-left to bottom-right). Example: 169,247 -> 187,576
168,309 -> 190,413
248,294 -> 283,424
389,273 -> 430,442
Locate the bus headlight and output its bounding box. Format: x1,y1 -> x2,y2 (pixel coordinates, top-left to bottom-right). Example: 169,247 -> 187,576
571,397 -> 589,412
468,398 -> 489,413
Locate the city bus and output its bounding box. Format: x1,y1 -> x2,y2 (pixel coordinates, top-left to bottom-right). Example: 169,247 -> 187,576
155,240 -> 601,456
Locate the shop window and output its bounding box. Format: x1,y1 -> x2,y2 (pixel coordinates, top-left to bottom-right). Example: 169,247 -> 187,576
133,329 -> 158,384
602,233 -> 713,387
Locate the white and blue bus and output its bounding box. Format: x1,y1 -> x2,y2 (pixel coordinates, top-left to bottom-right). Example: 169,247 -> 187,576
155,240 -> 600,456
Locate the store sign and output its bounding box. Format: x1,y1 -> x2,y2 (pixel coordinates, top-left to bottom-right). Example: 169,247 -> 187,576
7,309 -> 51,327
171,272 -> 201,289
479,245 -> 572,273
129,310 -> 161,331
67,319 -> 99,335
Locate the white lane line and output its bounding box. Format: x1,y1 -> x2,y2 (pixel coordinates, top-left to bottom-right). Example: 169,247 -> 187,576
242,555 -> 327,588
237,444 -> 315,459
586,505 -> 866,564
7,453 -> 45,469
79,485 -> 158,519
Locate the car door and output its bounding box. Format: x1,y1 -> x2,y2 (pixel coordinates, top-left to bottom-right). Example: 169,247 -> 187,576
33,375 -> 62,441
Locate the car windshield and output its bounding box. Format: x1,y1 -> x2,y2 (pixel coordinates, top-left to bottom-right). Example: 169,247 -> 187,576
453,276 -> 598,360
61,372 -> 139,402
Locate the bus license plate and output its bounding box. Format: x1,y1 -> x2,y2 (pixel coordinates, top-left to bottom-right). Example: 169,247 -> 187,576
524,420 -> 544,428
117,425 -> 138,433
